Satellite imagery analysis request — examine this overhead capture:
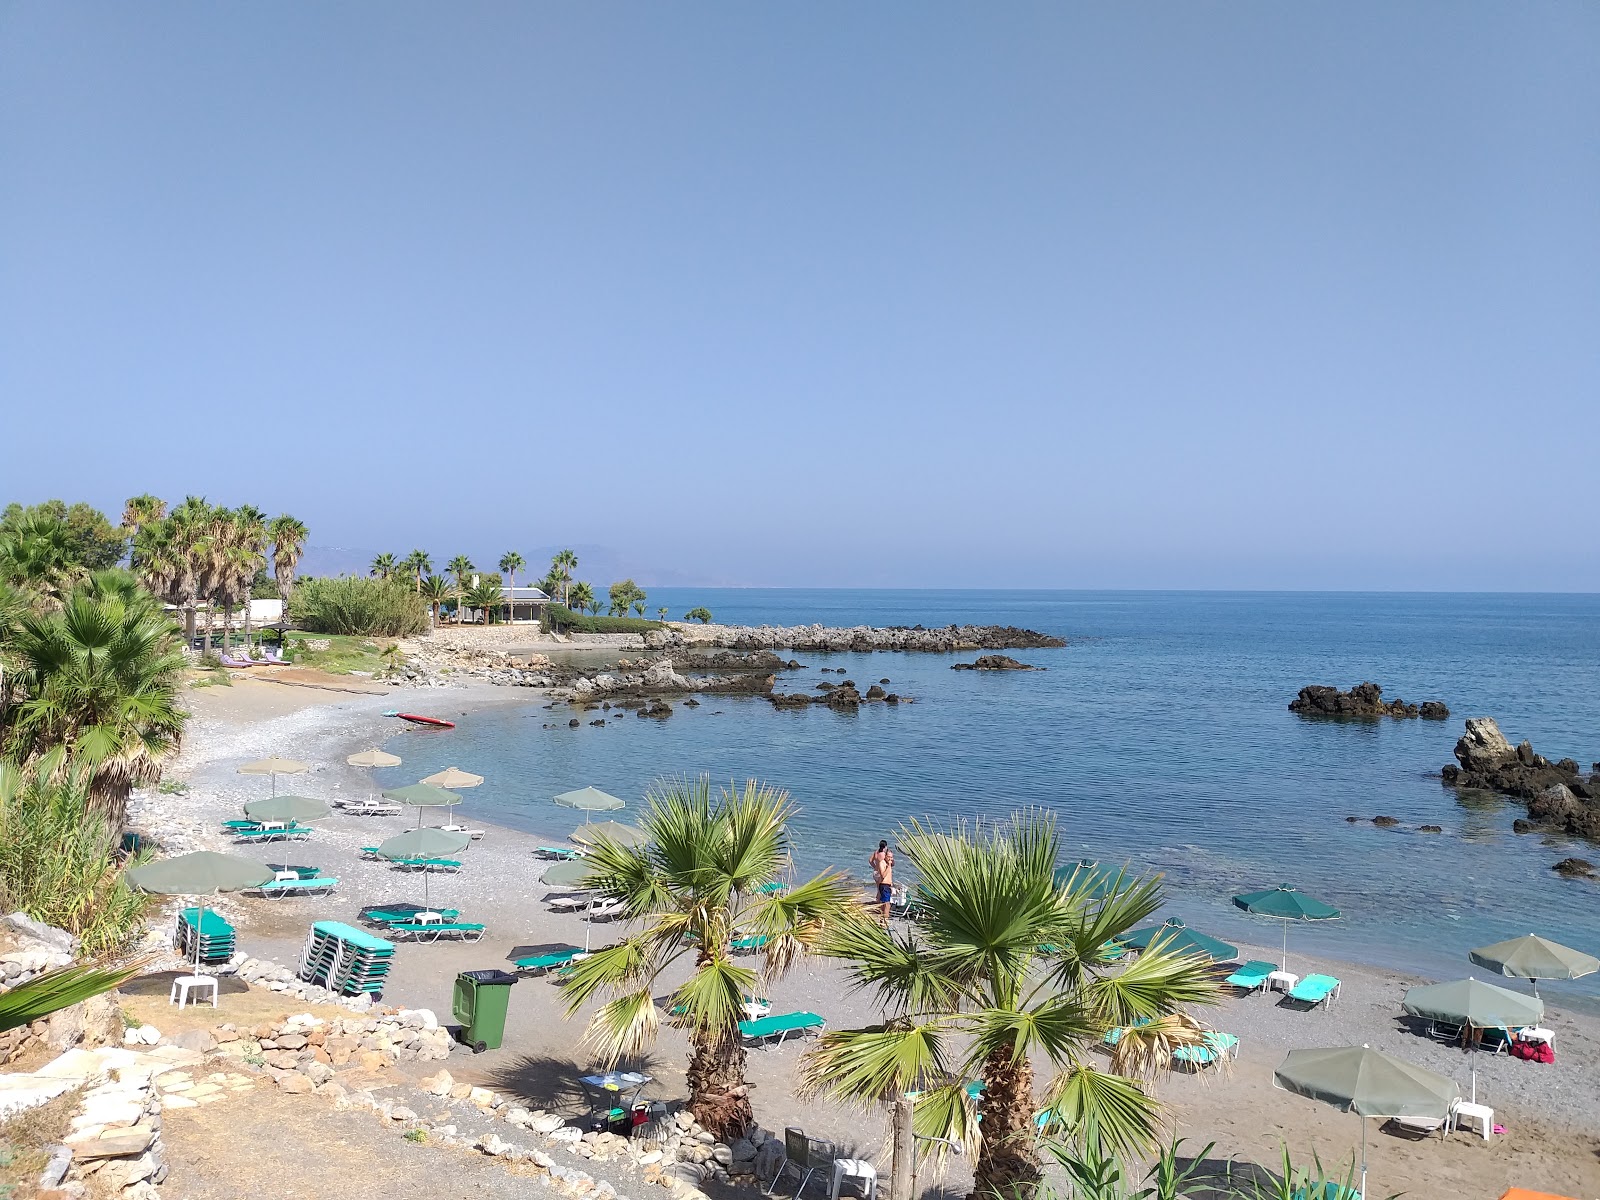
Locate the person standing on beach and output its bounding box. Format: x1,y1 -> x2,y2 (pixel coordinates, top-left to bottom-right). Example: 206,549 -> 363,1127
869,839 -> 895,925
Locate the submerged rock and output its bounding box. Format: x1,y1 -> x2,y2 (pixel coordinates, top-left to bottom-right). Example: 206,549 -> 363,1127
1553,858 -> 1597,879
952,655 -> 1041,671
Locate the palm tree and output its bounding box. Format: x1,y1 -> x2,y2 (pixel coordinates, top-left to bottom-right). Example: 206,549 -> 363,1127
563,777 -> 856,1140
0,512 -> 88,607
230,506 -> 268,651
370,552 -> 398,580
420,574 -> 451,627
567,581 -> 595,618
1,581 -> 187,818
465,578 -> 503,625
499,551 -> 525,594
800,812 -> 1221,1200
266,515 -> 308,643
446,555 -> 475,622
657,607 -> 669,623
120,494 -> 167,541
402,550 -> 432,593
551,549 -> 578,606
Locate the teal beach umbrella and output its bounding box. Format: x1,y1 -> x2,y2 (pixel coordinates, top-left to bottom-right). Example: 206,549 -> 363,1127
1121,918 -> 1238,963
1053,859 -> 1125,901
1232,885 -> 1341,971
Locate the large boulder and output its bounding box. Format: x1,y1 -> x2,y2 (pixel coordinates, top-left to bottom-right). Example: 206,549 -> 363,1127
1288,683 -> 1434,718
1453,717 -> 1516,772
952,655 -> 1040,671
1443,717 -> 1600,840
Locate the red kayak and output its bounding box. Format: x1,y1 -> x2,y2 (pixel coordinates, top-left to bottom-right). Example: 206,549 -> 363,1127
396,713 -> 455,729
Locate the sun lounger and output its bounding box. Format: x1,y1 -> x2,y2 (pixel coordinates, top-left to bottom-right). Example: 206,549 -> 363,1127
388,857 -> 462,872
1286,974 -> 1341,1009
1289,1185 -> 1360,1200
730,934 -> 770,954
219,653 -> 255,668
754,881 -> 787,896
386,920 -> 486,942
221,819 -> 262,830
514,949 -> 587,975
233,826 -> 312,843
1386,1112 -> 1450,1140
547,894 -> 592,913
341,800 -> 402,817
439,823 -> 486,840
245,876 -> 339,897
362,907 -> 460,925
585,897 -> 626,921
739,1011 -> 825,1046
1226,960 -> 1277,994
1173,1032 -> 1239,1069
535,846 -> 584,860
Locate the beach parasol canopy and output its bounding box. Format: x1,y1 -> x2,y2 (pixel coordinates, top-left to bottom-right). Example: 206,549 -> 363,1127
378,828 -> 471,859
571,821 -> 647,849
1121,918 -> 1238,963
422,767 -> 484,790
553,786 -> 625,813
346,749 -> 402,768
1274,1044 -> 1458,1200
1468,934 -> 1600,996
242,795 -> 331,824
542,859 -> 593,888
1052,859 -> 1125,901
382,782 -> 463,808
237,757 -> 309,797
128,851 -> 275,985
1402,977 -> 1544,1031
1232,885 -> 1341,971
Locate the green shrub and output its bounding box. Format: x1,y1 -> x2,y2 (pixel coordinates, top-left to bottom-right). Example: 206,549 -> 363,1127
0,768 -> 150,955
290,576 -> 428,637
684,607 -> 713,624
543,604 -> 665,634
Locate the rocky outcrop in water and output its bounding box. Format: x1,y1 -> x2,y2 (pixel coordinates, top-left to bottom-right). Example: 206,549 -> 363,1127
1288,683 -> 1447,719
645,624 -> 1065,653
768,681 -> 905,711
952,655 -> 1041,671
1441,716 -> 1600,840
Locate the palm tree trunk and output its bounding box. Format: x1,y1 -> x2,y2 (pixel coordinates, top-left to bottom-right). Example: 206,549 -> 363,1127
971,1043 -> 1041,1200
685,1025 -> 753,1141
242,592 -> 254,650
221,601 -> 233,652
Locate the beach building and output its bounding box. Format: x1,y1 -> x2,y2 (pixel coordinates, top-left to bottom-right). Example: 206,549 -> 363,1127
459,583 -> 550,625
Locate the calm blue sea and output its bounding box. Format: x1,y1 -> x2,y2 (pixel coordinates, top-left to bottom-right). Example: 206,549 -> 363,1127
377,590 -> 1600,1000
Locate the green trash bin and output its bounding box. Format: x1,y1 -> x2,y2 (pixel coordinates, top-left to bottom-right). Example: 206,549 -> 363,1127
453,969 -> 519,1053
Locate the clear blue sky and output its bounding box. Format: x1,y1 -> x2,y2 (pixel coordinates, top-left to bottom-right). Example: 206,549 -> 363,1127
3,4 -> 1596,589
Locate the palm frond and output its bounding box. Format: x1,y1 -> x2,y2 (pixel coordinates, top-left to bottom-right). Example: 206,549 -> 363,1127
1041,1063 -> 1163,1159
1083,944 -> 1222,1030
579,987 -> 660,1064
0,960 -> 142,1034
560,939 -> 653,1008
667,956 -> 759,1034
797,1020 -> 954,1105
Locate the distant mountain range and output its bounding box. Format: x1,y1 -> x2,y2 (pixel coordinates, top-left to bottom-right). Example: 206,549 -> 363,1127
297,543 -> 730,588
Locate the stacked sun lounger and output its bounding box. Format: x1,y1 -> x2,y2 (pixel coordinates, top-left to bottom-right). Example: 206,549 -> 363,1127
298,920 -> 395,996
177,908 -> 236,964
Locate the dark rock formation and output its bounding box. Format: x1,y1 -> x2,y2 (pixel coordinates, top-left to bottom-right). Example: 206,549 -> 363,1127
1512,819 -> 1534,834
865,685 -> 887,700
1372,816 -> 1401,827
1553,858 -> 1596,879
683,697 -> 700,707
638,699 -> 673,719
879,678 -> 891,684
1418,825 -> 1442,834
766,683 -> 906,711
1441,717 -> 1600,841
952,655 -> 1041,672
1288,683 -> 1444,719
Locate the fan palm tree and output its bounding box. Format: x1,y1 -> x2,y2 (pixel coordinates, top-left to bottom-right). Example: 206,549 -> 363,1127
420,574 -> 451,627
120,494 -> 167,541
799,812 -> 1222,1200
499,551 -> 525,594
266,514 -> 308,636
0,512 -> 88,607
1,581 -> 186,818
551,549 -> 578,606
567,581 -> 595,618
446,556 -> 475,621
370,552 -> 398,580
402,550 -> 432,593
228,506 -> 268,651
464,578 -> 502,625
562,777 -> 856,1140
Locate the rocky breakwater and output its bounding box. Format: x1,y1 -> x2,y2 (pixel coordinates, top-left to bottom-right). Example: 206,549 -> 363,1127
558,656 -> 784,707
1441,716 -> 1600,849
650,623 -> 1066,653
388,637 -> 557,689
952,654 -> 1040,671
1290,682 -> 1448,719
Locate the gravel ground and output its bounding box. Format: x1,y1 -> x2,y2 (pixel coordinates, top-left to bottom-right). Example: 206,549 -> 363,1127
135,678 -> 1600,1200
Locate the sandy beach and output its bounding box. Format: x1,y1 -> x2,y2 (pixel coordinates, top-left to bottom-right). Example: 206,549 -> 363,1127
136,672 -> 1600,1200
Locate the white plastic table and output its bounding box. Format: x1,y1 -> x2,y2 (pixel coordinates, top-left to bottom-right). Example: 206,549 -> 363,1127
1519,1026 -> 1554,1046
830,1157 -> 878,1200
170,974 -> 219,1009
1267,970 -> 1299,993
1453,1100 -> 1493,1141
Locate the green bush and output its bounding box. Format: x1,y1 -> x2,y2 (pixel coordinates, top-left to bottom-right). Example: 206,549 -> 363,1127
0,767 -> 150,956
543,604 -> 665,634
290,576 -> 428,637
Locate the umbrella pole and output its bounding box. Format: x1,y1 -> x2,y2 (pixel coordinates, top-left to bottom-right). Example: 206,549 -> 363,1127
1282,919 -> 1289,972
1359,1116 -> 1367,1200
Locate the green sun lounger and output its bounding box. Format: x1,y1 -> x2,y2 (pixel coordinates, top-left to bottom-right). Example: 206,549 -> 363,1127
738,1011 -> 824,1046
1173,1032 -> 1239,1068
535,846 -> 583,860
360,846 -> 383,860
363,907 -> 460,925
247,876 -> 339,897
515,948 -> 585,974
221,819 -> 261,830
233,825 -> 312,843
1226,960 -> 1277,993
1102,1017 -> 1154,1046
387,921 -> 485,942
1287,974 -> 1341,1009
388,857 -> 462,872
730,934 -> 769,954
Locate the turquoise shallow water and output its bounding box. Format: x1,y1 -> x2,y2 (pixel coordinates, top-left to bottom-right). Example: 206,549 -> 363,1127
377,589 -> 1600,1001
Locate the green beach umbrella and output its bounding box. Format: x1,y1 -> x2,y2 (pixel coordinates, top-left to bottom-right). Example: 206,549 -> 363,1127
237,756 -> 309,797
542,859 -> 593,888
382,781 -> 462,830
1402,977 -> 1544,1031
571,820 -> 647,849
128,851 -> 274,979
1468,934 -> 1600,996
1274,1045 -> 1458,1200
1053,859 -> 1124,901
1232,884 -> 1341,972
242,795 -> 331,824
553,786 -> 626,814
377,828 -> 471,908
1121,918 -> 1238,963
